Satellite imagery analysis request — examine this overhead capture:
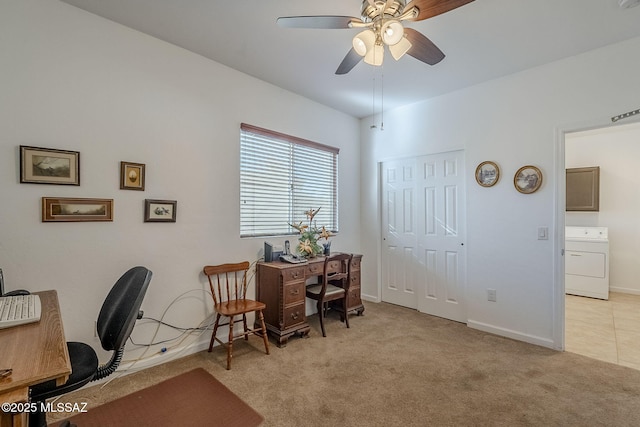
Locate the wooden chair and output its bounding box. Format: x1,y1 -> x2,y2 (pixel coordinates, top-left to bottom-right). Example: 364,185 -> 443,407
203,261 -> 270,369
305,253 -> 353,337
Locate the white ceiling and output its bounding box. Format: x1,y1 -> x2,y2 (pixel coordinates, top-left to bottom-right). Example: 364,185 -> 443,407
59,0 -> 640,118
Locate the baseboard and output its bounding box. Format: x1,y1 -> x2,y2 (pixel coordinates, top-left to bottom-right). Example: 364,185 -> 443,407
119,337 -> 211,373
467,319 -> 556,349
609,286 -> 640,296
361,293 -> 380,303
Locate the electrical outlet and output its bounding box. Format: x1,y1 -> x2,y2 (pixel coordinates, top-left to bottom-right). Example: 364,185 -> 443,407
487,289 -> 497,302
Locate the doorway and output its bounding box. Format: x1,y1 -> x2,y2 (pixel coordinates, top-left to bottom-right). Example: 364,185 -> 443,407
560,120 -> 640,369
380,150 -> 467,323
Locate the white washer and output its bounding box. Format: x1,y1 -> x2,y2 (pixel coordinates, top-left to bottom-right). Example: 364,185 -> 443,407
565,226 -> 609,300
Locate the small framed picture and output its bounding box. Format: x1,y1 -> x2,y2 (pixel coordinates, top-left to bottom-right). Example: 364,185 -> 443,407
475,161 -> 500,187
42,197 -> 113,222
144,199 -> 177,222
120,161 -> 145,191
20,146 -> 80,185
514,165 -> 543,194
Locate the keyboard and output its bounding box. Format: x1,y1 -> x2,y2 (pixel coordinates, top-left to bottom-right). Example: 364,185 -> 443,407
0,294 -> 42,329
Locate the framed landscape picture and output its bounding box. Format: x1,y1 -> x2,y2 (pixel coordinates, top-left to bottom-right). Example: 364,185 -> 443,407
20,146 -> 80,185
514,165 -> 543,194
144,199 -> 177,222
475,161 -> 500,187
120,161 -> 145,191
42,197 -> 113,222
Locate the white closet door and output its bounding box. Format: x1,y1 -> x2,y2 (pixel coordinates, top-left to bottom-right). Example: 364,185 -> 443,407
381,150 -> 467,323
381,158 -> 418,309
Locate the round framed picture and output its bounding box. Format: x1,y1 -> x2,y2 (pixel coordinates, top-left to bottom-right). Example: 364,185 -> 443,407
514,165 -> 543,194
475,161 -> 500,187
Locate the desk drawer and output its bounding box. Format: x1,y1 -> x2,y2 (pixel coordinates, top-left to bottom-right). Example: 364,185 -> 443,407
347,286 -> 361,307
283,282 -> 305,305
349,270 -> 360,288
283,304 -> 305,328
305,262 -> 323,276
282,267 -> 305,282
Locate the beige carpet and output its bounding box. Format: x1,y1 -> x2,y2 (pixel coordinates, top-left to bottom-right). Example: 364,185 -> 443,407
49,302 -> 640,426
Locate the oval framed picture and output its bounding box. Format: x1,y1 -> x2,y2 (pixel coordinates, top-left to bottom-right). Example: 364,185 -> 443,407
514,165 -> 543,194
475,161 -> 500,187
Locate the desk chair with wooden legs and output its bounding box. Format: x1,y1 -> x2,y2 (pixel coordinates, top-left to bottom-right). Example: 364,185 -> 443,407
305,253 -> 353,337
203,262 -> 270,370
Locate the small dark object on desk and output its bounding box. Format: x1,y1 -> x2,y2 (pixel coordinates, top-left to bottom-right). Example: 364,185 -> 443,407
3,289 -> 30,296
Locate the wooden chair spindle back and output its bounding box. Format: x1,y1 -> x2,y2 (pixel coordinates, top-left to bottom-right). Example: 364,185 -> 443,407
204,261 -> 250,305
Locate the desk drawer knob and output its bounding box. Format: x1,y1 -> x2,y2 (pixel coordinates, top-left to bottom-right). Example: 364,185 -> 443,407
291,312 -> 300,320
289,288 -> 299,295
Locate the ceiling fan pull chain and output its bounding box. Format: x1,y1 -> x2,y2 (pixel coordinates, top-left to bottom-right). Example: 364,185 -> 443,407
370,72 -> 377,129
380,67 -> 385,131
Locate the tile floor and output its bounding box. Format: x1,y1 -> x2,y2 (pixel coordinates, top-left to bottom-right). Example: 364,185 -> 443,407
565,292 -> 640,370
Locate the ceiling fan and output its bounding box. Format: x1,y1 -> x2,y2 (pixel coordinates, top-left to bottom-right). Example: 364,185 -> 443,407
277,0 -> 475,74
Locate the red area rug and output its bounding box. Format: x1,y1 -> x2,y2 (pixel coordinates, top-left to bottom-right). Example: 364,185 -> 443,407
52,368 -> 263,427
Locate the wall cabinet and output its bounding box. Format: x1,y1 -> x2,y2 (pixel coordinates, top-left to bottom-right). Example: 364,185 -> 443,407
566,166 -> 600,211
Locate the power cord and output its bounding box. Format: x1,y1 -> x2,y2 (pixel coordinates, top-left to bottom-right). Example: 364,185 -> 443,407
100,257 -> 263,388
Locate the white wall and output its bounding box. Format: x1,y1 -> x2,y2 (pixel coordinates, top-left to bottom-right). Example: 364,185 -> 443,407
360,35 -> 640,349
0,0 -> 360,364
566,122 -> 640,294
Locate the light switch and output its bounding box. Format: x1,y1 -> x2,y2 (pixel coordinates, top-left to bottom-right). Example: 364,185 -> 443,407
537,227 -> 549,240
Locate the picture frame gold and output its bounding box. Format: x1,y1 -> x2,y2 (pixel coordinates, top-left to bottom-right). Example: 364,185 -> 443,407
20,146 -> 80,185
475,161 -> 500,187
514,165 -> 543,194
42,197 -> 113,222
144,199 -> 177,223
120,161 -> 145,191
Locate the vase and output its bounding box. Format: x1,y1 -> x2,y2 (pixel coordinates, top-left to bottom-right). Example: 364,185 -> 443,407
323,241 -> 331,256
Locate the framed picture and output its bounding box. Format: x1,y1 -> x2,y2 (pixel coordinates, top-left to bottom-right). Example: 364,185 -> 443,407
475,161 -> 500,187
42,197 -> 113,222
20,146 -> 80,185
144,199 -> 177,222
514,165 -> 543,194
120,161 -> 145,191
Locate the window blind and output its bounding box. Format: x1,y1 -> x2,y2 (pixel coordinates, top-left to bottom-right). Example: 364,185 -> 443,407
240,123 -> 338,238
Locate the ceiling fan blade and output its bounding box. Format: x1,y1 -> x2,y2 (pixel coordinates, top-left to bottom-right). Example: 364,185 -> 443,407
335,48 -> 363,75
277,16 -> 361,29
404,28 -> 445,65
403,0 -> 474,21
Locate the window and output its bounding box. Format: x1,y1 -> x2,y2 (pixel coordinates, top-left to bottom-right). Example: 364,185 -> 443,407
240,123 -> 338,238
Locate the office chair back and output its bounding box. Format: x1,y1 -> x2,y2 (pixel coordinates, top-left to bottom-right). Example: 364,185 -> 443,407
95,266 -> 151,379
97,266 -> 151,351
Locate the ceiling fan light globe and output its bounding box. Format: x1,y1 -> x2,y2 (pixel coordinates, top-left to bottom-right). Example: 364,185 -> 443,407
389,36 -> 411,60
353,38 -> 367,56
381,20 -> 404,45
353,29 -> 376,56
364,43 -> 384,66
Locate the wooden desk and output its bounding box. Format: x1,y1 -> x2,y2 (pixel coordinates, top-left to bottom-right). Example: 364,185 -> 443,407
256,254 -> 363,347
0,290 -> 71,427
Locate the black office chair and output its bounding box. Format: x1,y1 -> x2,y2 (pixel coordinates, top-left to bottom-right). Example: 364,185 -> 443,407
29,266 -> 152,427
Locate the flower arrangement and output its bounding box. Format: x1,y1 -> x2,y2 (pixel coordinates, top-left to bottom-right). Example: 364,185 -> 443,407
289,207 -> 332,258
